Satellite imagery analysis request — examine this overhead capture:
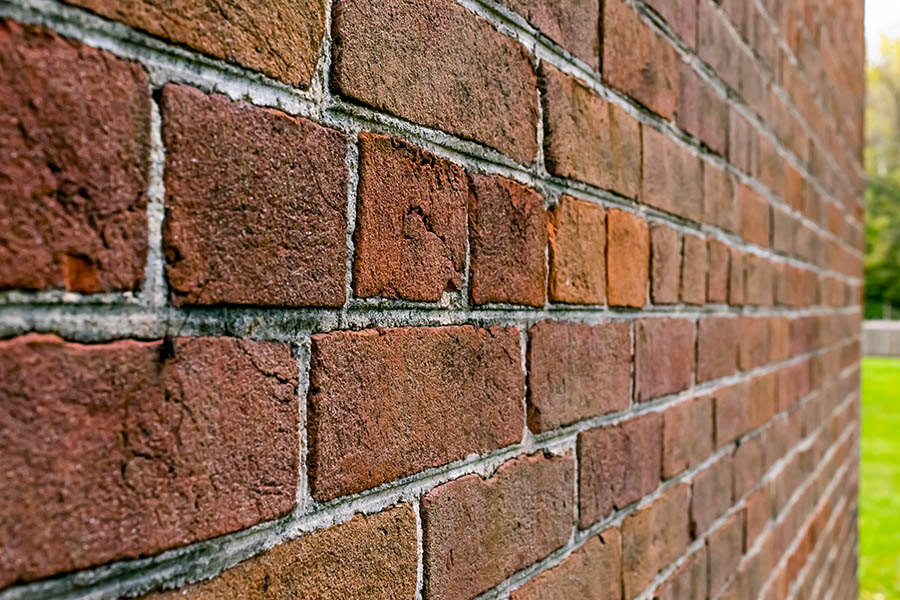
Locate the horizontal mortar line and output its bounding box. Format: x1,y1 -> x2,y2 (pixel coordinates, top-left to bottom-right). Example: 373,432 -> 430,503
0,0 -> 862,269
0,336 -> 858,600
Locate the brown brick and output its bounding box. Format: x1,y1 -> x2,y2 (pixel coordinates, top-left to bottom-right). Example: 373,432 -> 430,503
66,0 -> 324,86
468,174 -> 547,306
603,0 -> 679,118
0,21 -> 150,293
161,84 -> 347,307
739,184 -> 771,248
353,133 -> 467,301
423,453 -> 574,600
703,163 -> 738,233
739,316 -> 769,370
578,414 -> 661,527
663,396 -> 714,478
676,62 -> 728,155
650,223 -> 681,304
681,234 -> 708,304
607,209 -> 650,307
510,527 -> 622,600
654,547 -> 708,600
635,318 -> 695,401
728,248 -> 745,305
708,513 -> 745,597
548,196 -> 606,304
528,320 -> 632,431
715,383 -> 750,446
642,127 -> 704,222
308,326 -> 523,500
707,238 -> 730,303
697,316 -> 738,382
691,454 -> 734,536
540,63 -> 641,197
500,0 -> 600,69
332,0 -> 538,164
622,483 -> 691,599
644,0 -> 698,47
146,506 -> 417,600
0,334 -> 298,587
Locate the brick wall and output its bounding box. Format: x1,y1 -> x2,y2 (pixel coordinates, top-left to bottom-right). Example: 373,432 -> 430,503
0,0 -> 863,598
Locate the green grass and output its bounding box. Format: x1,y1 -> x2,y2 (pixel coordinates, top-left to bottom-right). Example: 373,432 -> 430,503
861,357 -> 900,599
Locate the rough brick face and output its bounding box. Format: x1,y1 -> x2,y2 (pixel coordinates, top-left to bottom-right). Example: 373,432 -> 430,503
0,334 -> 298,587
332,0 -> 539,164
500,0 -> 600,69
677,61 -> 728,155
353,133 -> 468,301
468,174 -> 547,306
635,318 -> 695,401
643,127 -> 704,222
528,320 -> 631,431
548,196 -> 606,304
161,84 -> 347,307
651,223 -> 682,304
146,506 -> 417,600
423,453 -> 574,600
308,326 -> 524,500
0,21 -> 150,293
607,209 -> 650,307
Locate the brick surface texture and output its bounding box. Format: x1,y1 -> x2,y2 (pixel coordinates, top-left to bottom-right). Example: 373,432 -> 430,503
0,0 -> 864,596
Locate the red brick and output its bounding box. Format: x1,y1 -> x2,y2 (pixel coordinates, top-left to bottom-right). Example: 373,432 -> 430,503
607,209 -> 650,307
676,62 -> 728,155
739,316 -> 769,370
697,316 -> 738,382
578,414 -> 662,527
332,0 -> 538,163
748,372 -> 777,429
635,318 -> 695,401
739,184 -> 771,248
771,207 -> 795,254
698,0 -> 740,85
540,63 -> 641,197
663,396 -> 714,478
650,223 -> 681,304
745,486 -> 771,549
423,453 -> 574,600
743,255 -> 775,306
622,483 -> 691,599
645,0 -> 698,47
757,135 -> 784,200
681,234 -> 708,304
0,334 -> 298,587
161,84 -> 347,307
548,196 -> 606,304
353,133 -> 467,301
654,547 -> 707,600
500,0 -> 600,69
146,506 -> 417,600
468,174 -> 547,306
0,21 -> 150,292
691,454 -> 733,536
703,164 -> 739,233
707,238 -> 730,303
67,0 -> 324,86
509,527 -> 621,600
714,383 -> 750,446
733,435 -> 765,498
768,317 -> 791,363
642,127 -> 704,222
603,0 -> 679,118
728,248 -> 745,305
728,109 -> 758,175
528,320 -> 631,431
708,513 -> 745,597
308,326 -> 523,500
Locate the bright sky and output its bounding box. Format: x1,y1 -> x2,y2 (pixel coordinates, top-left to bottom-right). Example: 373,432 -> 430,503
866,0 -> 900,64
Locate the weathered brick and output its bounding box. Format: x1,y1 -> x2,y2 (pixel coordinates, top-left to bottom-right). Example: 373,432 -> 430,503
500,0 -> 600,69
353,133 -> 467,301
681,234 -> 708,304
642,127 -> 704,222
332,0 -> 538,164
650,223 -> 682,304
715,383 -> 750,446
528,320 -> 631,432
146,506 -> 417,600
707,238 -> 730,303
654,547 -> 707,600
607,209 -> 650,307
540,63 -> 641,197
703,163 -> 739,233
691,454 -> 734,536
423,453 -> 574,600
161,84 -> 347,307
622,483 -> 691,599
635,318 -> 695,401
740,184 -> 771,248
663,396 -> 714,478
708,513 -> 745,597
468,174 -> 547,306
697,316 -> 738,382
603,0 -> 679,118
578,414 -> 662,527
676,61 -> 728,155
548,196 -> 606,304
0,334 -> 298,587
0,21 -> 150,292
308,326 -> 523,500
739,316 -> 769,370
66,0 -> 324,86
645,0 -> 698,47
509,527 -> 621,600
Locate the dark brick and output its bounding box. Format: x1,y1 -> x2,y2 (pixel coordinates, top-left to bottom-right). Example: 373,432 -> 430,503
353,133 -> 467,301
548,196 -> 606,304
635,318 -> 695,401
500,0 -> 600,69
161,84 -> 347,307
697,316 -> 738,382
608,209 -> 650,307
642,127 -> 704,222
651,223 -> 682,304
663,396 -> 713,478
0,21 -> 150,292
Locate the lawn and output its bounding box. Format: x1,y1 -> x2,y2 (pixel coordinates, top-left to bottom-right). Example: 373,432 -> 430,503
861,357 -> 900,599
